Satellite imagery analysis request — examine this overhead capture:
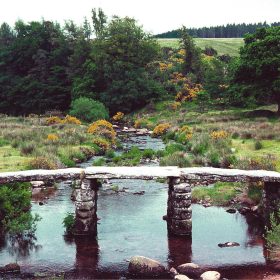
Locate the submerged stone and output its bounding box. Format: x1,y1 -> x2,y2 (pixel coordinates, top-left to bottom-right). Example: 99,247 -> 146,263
128,256 -> 166,277
177,262 -> 202,278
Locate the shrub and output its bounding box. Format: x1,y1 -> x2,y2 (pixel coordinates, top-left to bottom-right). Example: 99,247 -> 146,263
0,138 -> 9,147
62,213 -> 75,235
28,156 -> 57,169
232,132 -> 239,139
210,130 -> 228,140
112,112 -> 124,122
266,210 -> 280,248
247,182 -> 263,204
165,143 -> 186,155
142,149 -> 155,159
92,137 -> 111,152
176,125 -> 193,143
92,158 -> 106,166
255,140 -> 263,150
235,155 -> 277,171
47,134 -> 59,142
46,116 -> 62,125
0,182 -> 40,234
62,115 -> 81,125
88,120 -> 116,142
191,134 -> 210,155
20,142 -> 36,155
105,149 -> 115,159
152,123 -> 171,137
160,151 -> 191,167
69,97 -> 109,122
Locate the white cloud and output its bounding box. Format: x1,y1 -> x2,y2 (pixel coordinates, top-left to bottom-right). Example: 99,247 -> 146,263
1,0 -> 279,34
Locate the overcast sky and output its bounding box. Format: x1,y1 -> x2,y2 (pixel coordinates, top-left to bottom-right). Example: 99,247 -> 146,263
1,0 -> 280,34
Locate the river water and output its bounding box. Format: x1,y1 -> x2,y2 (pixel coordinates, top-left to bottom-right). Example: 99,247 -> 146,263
0,134 -> 276,279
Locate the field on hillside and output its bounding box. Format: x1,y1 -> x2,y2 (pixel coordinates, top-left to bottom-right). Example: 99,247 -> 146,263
157,38 -> 244,56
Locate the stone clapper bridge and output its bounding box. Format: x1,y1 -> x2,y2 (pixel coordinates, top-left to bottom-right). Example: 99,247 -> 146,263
1,166 -> 280,236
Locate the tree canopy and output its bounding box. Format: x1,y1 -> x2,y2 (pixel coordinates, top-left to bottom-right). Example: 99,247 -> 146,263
233,27 -> 280,113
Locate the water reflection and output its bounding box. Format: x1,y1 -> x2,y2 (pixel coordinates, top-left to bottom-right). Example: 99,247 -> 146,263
0,232 -> 41,259
168,234 -> 192,268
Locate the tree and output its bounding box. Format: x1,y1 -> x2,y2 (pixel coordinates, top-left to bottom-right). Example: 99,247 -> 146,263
85,15 -> 163,113
180,26 -> 203,82
69,97 -> 109,122
233,27 -> 280,114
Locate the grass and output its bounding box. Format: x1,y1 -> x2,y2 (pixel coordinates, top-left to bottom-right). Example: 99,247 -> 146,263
192,182 -> 239,205
133,101 -> 280,171
0,145 -> 31,172
157,38 -> 244,56
232,139 -> 280,170
0,116 -> 108,172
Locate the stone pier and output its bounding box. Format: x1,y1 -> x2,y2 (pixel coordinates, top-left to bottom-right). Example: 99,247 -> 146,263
263,182 -> 280,222
74,178 -> 98,235
167,177 -> 192,236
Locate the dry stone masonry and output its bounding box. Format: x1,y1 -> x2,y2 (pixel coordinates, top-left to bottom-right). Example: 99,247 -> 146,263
167,178 -> 192,236
0,166 -> 280,236
74,178 -> 98,235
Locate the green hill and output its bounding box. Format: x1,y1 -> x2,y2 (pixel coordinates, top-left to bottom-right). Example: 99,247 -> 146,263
157,38 -> 244,56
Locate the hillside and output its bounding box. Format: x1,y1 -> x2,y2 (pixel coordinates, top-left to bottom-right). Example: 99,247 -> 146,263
158,38 -> 244,56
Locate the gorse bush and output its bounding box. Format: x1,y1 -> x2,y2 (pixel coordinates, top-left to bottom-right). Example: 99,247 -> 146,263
152,123 -> 171,137
112,112 -> 124,122
69,97 -> 109,122
88,120 -> 116,142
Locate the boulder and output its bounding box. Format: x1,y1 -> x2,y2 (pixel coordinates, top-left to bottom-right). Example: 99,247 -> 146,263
31,181 -> 45,188
200,271 -> 220,280
128,256 -> 166,277
169,267 -> 178,277
218,242 -> 240,248
226,208 -> 236,214
0,263 -> 20,273
177,262 -> 202,278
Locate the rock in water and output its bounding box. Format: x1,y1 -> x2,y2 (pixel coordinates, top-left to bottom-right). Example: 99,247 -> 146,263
177,262 -> 202,278
218,242 -> 240,248
174,274 -> 192,280
128,256 -> 166,277
200,271 -> 221,280
226,208 -> 236,214
0,263 -> 20,273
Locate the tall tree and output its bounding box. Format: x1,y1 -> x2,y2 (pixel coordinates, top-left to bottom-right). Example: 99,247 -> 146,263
232,27 -> 280,114
180,26 -> 203,82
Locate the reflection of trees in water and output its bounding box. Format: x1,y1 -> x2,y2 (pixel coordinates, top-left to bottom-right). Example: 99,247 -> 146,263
167,233 -> 192,268
244,213 -> 265,248
0,232 -> 42,259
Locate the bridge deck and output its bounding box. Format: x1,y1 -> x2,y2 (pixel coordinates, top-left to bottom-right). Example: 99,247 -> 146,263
1,166 -> 280,184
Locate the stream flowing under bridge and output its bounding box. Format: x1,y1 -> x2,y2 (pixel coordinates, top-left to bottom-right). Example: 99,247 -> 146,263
1,166 -> 280,236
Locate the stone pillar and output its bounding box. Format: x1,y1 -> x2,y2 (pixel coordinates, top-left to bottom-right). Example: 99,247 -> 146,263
167,177 -> 192,236
263,182 -> 280,222
74,178 -> 98,236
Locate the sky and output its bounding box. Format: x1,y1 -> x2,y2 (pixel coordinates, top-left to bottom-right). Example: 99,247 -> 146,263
1,0 -> 280,34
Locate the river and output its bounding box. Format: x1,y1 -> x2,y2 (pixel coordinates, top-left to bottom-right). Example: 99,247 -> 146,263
0,133 -> 276,279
